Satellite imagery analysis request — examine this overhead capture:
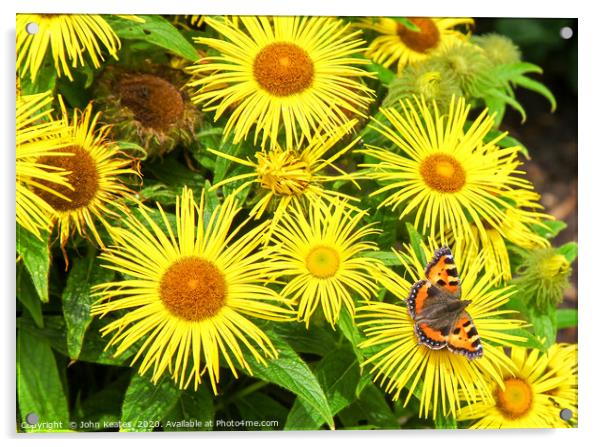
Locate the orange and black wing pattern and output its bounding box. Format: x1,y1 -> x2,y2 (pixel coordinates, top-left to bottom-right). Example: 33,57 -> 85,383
447,312 -> 483,359
425,246 -> 461,296
407,280 -> 450,349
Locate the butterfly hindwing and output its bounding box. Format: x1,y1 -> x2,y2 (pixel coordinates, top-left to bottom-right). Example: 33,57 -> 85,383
415,322 -> 448,350
425,246 -> 461,296
447,312 -> 483,360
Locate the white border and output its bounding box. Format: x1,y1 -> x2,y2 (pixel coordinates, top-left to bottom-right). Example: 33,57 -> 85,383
2,1 -> 597,446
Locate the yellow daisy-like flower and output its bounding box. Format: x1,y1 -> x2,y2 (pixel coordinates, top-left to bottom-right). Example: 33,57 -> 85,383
16,14 -> 120,82
359,95 -> 533,247
187,16 -> 374,149
16,91 -> 71,239
452,189 -> 552,282
266,199 -> 383,327
546,343 -> 578,422
210,121 -> 361,234
91,187 -> 292,392
357,238 -> 527,419
33,100 -> 137,248
457,345 -> 578,428
359,17 -> 474,73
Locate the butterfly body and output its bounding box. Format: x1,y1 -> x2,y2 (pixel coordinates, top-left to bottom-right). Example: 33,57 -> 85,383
405,247 -> 483,360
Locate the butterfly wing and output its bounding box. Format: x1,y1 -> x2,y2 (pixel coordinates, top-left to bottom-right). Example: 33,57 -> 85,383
407,279 -> 462,350
447,311 -> 483,360
414,322 -> 448,350
406,279 -> 430,319
425,247 -> 461,296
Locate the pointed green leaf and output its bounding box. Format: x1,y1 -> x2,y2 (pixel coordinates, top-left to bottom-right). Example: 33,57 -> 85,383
486,89 -> 527,123
557,241 -> 578,263
285,345 -> 360,430
17,328 -> 70,432
120,375 -> 182,432
62,249 -> 114,359
105,15 -> 199,61
395,17 -> 420,31
532,220 -> 567,239
363,251 -> 403,266
16,224 -> 50,302
366,62 -> 395,85
235,391 -> 287,431
406,223 -> 427,266
557,308 -> 578,329
162,385 -> 214,431
243,330 -> 334,429
16,263 -> 43,327
514,74 -> 557,111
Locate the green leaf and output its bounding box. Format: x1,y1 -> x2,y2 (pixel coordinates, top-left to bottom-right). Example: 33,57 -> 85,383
533,220 -> 567,239
16,263 -> 43,327
557,308 -> 578,329
18,315 -> 138,366
529,309 -> 557,349
337,308 -> 366,363
514,74 -> 557,112
62,249 -> 114,359
558,242 -> 578,263
492,62 -> 543,79
19,59 -> 57,95
485,89 -> 527,123
243,330 -> 334,429
145,157 -> 206,190
120,375 -> 182,432
17,328 -> 70,432
261,321 -> 336,356
76,375 -> 131,430
105,15 -> 199,61
394,17 -> 420,31
406,223 -> 427,266
363,251 -> 403,266
235,391 -> 287,431
16,224 -> 50,302
163,385 -> 214,431
435,410 -> 457,429
366,62 -> 395,85
285,345 -> 360,430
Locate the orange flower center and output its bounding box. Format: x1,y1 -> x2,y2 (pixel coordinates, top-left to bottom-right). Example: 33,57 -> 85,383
118,74 -> 185,131
306,245 -> 340,278
35,145 -> 99,211
397,18 -> 440,53
496,378 -> 533,419
419,153 -> 466,193
253,43 -> 315,97
159,257 -> 227,321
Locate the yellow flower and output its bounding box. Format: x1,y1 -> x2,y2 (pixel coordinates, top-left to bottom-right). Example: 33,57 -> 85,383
16,91 -> 71,239
187,16 -> 374,149
16,14 -> 120,82
266,199 -> 383,327
33,100 -> 137,248
457,345 -> 578,428
452,189 -> 552,282
359,17 -> 473,73
210,121 -> 361,236
359,95 -> 533,248
91,187 -> 292,392
357,238 -> 527,419
546,343 -> 578,423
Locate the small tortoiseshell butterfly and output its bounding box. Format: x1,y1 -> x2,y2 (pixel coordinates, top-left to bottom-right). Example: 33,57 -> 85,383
405,247 -> 483,360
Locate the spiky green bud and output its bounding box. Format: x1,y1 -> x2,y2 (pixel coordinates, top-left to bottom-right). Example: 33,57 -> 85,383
472,33 -> 522,66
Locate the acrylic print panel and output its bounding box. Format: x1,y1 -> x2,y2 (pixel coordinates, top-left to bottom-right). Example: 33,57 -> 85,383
15,14 -> 577,432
